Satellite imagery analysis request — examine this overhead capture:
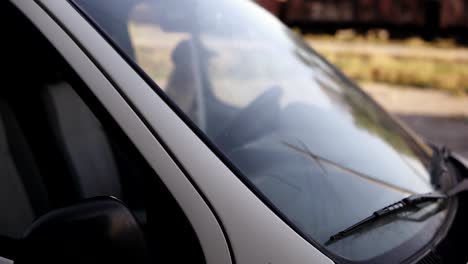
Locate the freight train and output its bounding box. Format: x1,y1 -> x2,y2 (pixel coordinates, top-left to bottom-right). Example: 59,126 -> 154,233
256,0 -> 468,41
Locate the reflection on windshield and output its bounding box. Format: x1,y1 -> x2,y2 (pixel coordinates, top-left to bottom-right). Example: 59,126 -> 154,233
73,0 -> 447,261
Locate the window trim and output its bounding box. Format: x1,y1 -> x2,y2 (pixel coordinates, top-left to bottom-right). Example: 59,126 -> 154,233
59,1 -> 458,264
24,1 -> 345,264
63,0 -> 341,262
9,1 -> 234,263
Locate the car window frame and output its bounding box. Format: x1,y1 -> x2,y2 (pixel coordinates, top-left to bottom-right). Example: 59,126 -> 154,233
59,1 -> 463,264
24,1 -> 353,264
62,1 -> 339,262
7,1 -> 234,263
56,1 -> 447,264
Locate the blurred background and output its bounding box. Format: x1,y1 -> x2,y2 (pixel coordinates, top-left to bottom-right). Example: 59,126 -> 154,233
256,0 -> 468,158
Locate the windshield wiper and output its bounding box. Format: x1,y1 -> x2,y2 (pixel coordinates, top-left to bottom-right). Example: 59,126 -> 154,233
326,145 -> 459,245
326,192 -> 447,244
428,145 -> 451,188
326,177 -> 468,245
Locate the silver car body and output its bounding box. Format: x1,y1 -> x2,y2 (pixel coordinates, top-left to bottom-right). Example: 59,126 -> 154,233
10,0 -> 334,263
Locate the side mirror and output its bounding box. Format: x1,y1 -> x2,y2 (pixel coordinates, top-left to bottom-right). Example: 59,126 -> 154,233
16,197 -> 150,264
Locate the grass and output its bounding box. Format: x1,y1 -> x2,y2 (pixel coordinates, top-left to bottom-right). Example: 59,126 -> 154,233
304,30 -> 468,95
320,51 -> 468,95
304,28 -> 460,48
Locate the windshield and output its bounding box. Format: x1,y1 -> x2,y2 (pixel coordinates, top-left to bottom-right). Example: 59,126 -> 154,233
72,0 -> 449,261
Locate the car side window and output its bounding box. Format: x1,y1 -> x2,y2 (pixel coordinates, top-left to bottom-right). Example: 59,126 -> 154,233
0,2 -> 205,263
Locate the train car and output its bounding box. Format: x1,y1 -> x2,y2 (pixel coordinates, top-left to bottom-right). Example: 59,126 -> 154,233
270,0 -> 427,27
440,0 -> 468,29
256,0 -> 467,40
255,0 -> 285,16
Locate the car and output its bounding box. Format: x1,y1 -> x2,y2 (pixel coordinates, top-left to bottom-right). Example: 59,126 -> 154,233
1,0 -> 468,263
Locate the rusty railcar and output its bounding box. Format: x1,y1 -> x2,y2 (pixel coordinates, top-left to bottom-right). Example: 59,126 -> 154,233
256,0 -> 468,39
284,0 -> 426,26
440,0 -> 468,29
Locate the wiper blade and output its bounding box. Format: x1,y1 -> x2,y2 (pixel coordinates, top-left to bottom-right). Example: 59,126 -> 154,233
326,192 -> 446,244
327,178 -> 468,245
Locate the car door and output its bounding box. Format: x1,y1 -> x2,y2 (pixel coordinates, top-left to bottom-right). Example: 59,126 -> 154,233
12,0 -> 335,263
1,1 -> 232,263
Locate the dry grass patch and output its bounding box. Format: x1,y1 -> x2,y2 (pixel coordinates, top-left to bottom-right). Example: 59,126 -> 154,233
320,51 -> 468,95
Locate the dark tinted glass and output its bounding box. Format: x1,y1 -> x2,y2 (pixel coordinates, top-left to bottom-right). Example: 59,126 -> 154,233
0,4 -> 204,262
72,0 -> 448,261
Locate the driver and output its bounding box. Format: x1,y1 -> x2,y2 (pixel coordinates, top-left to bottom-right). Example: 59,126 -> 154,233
165,39 -> 199,123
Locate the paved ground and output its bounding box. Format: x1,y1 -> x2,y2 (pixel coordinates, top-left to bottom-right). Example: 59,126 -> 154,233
361,83 -> 468,159
398,115 -> 468,159
361,83 -> 468,117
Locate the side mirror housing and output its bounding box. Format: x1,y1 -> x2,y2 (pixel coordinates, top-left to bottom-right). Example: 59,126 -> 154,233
17,197 -> 149,264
